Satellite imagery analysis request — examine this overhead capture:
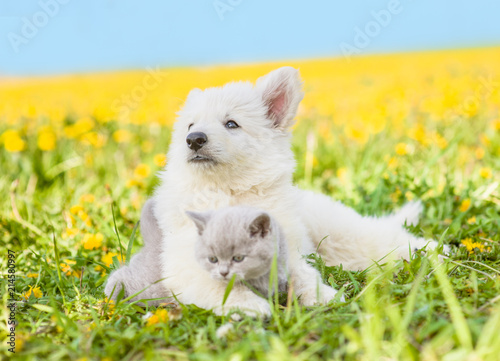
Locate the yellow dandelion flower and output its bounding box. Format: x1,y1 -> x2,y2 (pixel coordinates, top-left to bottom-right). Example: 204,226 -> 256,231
27,273 -> 39,278
479,167 -> 492,179
134,164 -> 151,179
60,259 -> 77,276
147,309 -> 169,326
102,252 -> 124,267
147,314 -> 159,326
113,129 -> 132,143
15,333 -> 27,352
70,205 -> 84,215
395,142 -> 410,156
461,238 -> 488,254
459,199 -> 471,212
126,178 -> 144,188
154,153 -> 167,167
408,125 -> 427,145
103,297 -> 116,315
82,233 -> 104,250
80,194 -> 95,203
2,129 -> 26,152
37,127 -> 57,151
74,117 -> 94,134
63,125 -> 78,139
22,286 -> 43,300
345,126 -> 369,145
467,216 -> 476,224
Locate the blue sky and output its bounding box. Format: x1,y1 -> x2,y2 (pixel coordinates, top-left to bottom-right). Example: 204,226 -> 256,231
1,0 -> 500,75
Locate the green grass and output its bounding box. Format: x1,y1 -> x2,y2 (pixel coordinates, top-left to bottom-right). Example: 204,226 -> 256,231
1,117 -> 499,361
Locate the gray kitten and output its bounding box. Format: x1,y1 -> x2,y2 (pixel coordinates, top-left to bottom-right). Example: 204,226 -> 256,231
186,206 -> 288,298
104,198 -> 171,306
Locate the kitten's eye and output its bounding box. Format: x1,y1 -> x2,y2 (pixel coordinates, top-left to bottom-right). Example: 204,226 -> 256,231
232,255 -> 245,262
225,120 -> 239,129
208,256 -> 218,264
188,123 -> 194,130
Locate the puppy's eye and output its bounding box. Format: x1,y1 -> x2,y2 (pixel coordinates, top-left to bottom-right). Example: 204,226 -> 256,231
208,256 -> 218,264
225,120 -> 239,129
232,255 -> 245,262
188,123 -> 194,130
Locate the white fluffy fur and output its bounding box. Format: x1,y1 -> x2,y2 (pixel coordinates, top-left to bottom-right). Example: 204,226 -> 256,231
153,67 -> 444,316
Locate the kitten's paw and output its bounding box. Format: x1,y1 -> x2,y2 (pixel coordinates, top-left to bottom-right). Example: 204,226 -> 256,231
213,294 -> 271,318
300,283 -> 339,306
104,270 -> 127,300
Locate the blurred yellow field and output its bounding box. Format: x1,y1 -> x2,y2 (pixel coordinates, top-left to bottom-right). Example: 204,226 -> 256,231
1,47 -> 499,147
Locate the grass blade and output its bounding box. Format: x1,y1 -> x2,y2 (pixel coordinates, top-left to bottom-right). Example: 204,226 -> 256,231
222,274 -> 237,306
126,220 -> 140,264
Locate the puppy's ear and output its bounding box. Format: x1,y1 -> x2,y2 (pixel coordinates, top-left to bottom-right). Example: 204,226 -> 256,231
186,210 -> 211,235
255,67 -> 304,129
187,88 -> 202,98
182,88 -> 203,107
248,213 -> 271,238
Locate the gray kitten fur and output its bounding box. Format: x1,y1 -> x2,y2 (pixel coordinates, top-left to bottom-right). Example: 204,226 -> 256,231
186,206 -> 288,298
104,198 -> 171,306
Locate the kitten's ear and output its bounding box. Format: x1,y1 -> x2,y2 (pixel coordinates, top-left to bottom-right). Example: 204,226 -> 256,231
186,210 -> 211,235
248,213 -> 271,238
255,67 -> 304,130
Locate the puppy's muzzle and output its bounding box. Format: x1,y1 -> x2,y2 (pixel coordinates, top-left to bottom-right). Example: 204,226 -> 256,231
186,132 -> 207,151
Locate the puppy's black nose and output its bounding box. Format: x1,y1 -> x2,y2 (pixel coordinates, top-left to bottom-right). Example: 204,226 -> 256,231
186,132 -> 207,151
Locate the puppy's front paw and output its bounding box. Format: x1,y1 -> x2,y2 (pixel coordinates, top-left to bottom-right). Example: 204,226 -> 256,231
299,283 -> 339,306
423,240 -> 451,262
411,239 -> 450,255
213,294 -> 271,317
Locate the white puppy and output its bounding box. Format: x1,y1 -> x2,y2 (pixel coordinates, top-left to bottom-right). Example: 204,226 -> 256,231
153,67 -> 442,316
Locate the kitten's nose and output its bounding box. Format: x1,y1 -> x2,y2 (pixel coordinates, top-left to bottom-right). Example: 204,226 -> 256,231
186,132 -> 207,151
220,270 -> 229,277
